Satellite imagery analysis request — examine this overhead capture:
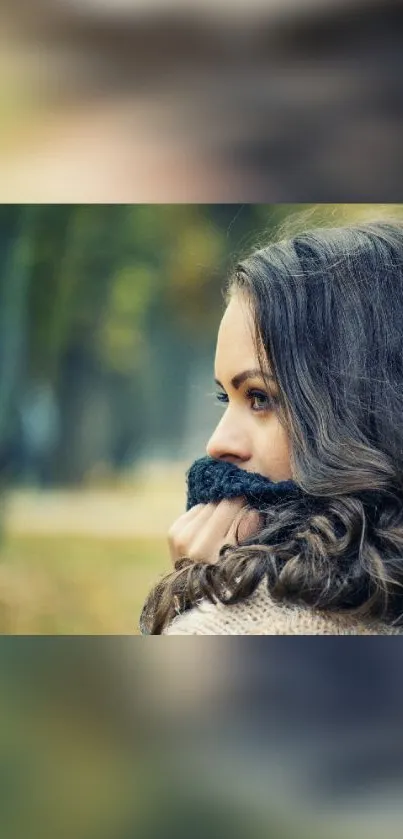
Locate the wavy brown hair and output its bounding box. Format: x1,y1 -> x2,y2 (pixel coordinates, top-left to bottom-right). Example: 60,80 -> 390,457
141,219 -> 403,634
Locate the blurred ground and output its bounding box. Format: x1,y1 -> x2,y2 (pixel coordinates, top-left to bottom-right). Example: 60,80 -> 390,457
0,475 -> 185,634
0,535 -> 165,634
4,479 -> 185,538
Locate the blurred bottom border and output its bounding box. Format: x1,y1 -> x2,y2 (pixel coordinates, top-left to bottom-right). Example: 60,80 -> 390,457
1,637 -> 403,839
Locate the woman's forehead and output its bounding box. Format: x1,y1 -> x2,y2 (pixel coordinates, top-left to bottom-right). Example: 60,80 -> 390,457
216,297 -> 257,365
218,293 -> 255,342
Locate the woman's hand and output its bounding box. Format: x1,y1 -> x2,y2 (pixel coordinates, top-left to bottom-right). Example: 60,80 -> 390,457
168,499 -> 262,567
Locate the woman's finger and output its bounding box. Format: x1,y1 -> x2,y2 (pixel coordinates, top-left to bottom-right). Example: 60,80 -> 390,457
168,503 -> 213,538
189,498 -> 247,561
168,503 -> 217,562
206,497 -> 247,539
168,497 -> 250,566
230,508 -> 262,543
172,503 -> 209,527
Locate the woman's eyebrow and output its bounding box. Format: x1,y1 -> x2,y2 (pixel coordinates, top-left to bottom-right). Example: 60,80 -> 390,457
215,368 -> 275,390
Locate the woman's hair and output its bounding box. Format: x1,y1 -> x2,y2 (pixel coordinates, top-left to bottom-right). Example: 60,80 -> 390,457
142,219 -> 403,634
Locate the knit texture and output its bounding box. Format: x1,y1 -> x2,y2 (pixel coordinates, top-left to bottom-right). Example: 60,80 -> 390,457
163,580 -> 403,635
186,455 -> 303,510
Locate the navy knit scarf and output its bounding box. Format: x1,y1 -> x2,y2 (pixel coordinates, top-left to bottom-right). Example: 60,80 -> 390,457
186,455 -> 305,511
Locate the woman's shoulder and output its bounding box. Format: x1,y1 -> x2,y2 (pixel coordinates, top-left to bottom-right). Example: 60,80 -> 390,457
163,583 -> 403,635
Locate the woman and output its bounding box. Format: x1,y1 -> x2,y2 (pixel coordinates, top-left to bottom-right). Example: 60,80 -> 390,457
140,219 -> 403,634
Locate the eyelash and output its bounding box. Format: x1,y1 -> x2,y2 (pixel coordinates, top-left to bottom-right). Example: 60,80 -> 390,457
215,388 -> 276,413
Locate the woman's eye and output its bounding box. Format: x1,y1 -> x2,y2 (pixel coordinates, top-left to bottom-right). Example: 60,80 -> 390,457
246,389 -> 274,412
214,388 -> 277,412
214,391 -> 228,405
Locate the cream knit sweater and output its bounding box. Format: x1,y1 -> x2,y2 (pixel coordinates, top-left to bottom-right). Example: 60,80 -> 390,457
163,582 -> 403,635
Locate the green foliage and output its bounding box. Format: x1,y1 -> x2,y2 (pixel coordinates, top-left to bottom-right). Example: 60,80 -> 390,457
98,263 -> 156,374
22,203 -> 349,386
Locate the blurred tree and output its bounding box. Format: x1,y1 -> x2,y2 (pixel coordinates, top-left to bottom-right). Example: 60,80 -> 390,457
0,205 -> 36,495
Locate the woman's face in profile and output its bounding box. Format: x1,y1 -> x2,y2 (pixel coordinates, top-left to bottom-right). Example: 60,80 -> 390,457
206,291 -> 292,481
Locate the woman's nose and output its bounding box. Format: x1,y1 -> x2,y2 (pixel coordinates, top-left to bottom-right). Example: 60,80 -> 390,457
206,412 -> 250,464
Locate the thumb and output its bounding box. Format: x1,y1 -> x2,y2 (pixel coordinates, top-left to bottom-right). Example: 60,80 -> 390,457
235,508 -> 263,544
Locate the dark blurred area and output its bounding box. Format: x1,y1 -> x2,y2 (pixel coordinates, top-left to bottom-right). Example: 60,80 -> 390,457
2,638 -> 403,839
0,0 -> 402,199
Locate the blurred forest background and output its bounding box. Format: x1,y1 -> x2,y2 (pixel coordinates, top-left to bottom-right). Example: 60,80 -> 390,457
0,203 -> 401,633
